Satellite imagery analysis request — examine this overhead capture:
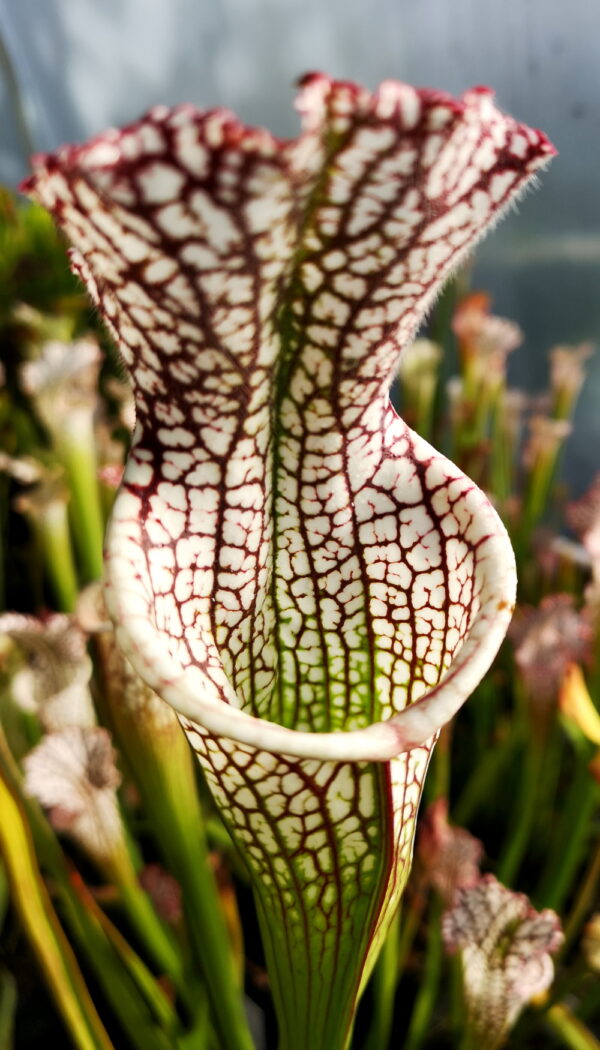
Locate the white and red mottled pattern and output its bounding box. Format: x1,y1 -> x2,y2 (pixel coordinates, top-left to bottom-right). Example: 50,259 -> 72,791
24,74 -> 554,1047
443,875 -> 563,1045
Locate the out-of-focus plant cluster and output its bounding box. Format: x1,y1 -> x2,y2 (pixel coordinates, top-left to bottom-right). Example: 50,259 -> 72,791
0,190 -> 599,1050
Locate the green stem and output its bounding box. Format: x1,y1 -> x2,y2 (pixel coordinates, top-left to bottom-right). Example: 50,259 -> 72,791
545,1003 -> 600,1050
58,426 -> 105,582
404,897 -> 443,1050
429,274 -> 462,354
415,378 -> 437,443
522,458 -> 554,538
536,754 -> 599,911
113,861 -> 186,988
517,433 -> 568,560
536,727 -> 565,834
106,837 -> 209,1022
589,601 -> 600,703
448,954 -> 464,1047
63,880 -> 183,1050
453,724 -> 519,826
95,638 -> 254,1050
0,969 -> 17,1050
0,730 -> 182,1050
490,397 -> 512,504
395,894 -> 426,979
362,909 -> 400,1050
170,839 -> 252,1048
70,871 -> 182,1036
562,843 -> 600,952
578,976 -> 600,1023
430,724 -> 452,803
176,999 -> 211,1050
36,497 -> 79,611
0,766 -> 114,1050
0,473 -> 8,610
457,1023 -> 480,1050
496,739 -> 543,886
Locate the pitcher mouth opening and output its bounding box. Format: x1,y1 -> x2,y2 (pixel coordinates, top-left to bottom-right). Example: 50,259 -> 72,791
104,500 -> 516,764
20,78 -> 551,773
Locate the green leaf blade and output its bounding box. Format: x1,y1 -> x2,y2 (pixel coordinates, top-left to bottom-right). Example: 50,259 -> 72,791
192,729 -> 432,1049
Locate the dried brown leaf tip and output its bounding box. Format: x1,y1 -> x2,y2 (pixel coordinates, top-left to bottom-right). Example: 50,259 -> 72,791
442,874 -> 563,1050
23,726 -> 124,866
416,797 -> 483,904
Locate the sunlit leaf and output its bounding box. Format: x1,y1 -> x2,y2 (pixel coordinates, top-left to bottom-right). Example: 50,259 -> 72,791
0,769 -> 114,1050
560,663 -> 600,745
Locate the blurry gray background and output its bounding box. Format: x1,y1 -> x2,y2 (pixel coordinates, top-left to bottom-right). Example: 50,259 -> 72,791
1,0 -> 598,489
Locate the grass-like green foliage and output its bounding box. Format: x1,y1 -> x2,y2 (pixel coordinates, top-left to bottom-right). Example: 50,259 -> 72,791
0,189 -> 83,322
